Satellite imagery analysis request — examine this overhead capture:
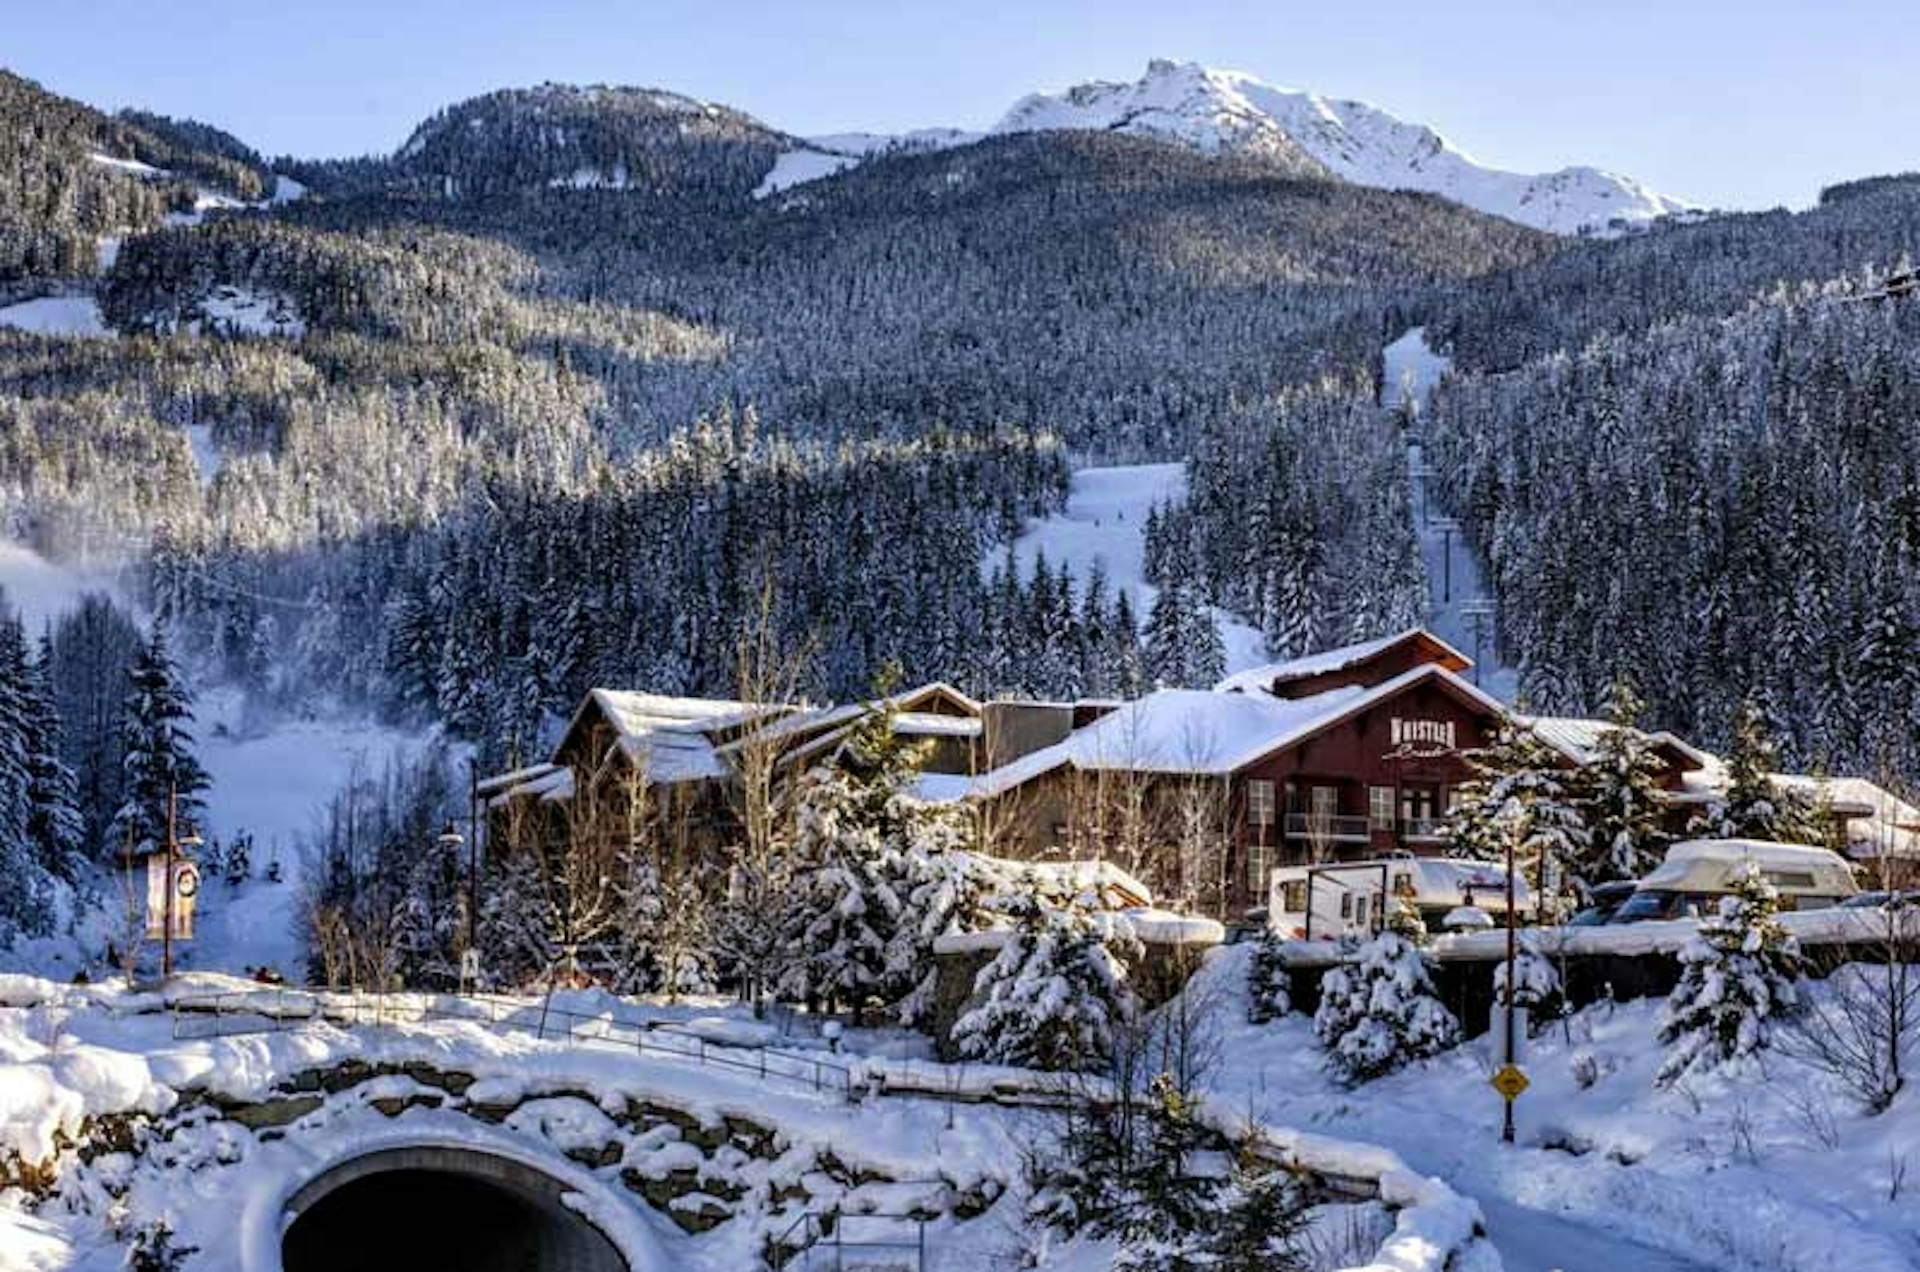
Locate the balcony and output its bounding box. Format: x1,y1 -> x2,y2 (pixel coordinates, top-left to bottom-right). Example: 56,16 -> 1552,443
1282,812 -> 1373,843
1401,818 -> 1447,843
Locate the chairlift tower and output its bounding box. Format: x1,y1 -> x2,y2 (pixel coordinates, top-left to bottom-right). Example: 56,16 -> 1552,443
1430,517 -> 1462,603
1460,598 -> 1498,684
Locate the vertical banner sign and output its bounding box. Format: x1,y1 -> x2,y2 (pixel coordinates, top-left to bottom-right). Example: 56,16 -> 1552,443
145,858 -> 200,941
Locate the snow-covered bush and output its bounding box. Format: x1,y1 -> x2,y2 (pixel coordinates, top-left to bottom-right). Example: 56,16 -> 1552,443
953,892 -> 1137,1071
889,845 -> 1003,1028
1657,862 -> 1803,1086
1246,926 -> 1292,1023
1494,933 -> 1564,1033
1313,905 -> 1460,1082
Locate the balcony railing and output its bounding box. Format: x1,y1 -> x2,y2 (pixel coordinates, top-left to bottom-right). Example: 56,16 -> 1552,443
1401,818 -> 1447,842
1283,812 -> 1373,842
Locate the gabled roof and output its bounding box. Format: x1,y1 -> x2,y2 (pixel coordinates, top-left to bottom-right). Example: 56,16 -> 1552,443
716,681 -> 983,767
550,689 -> 790,789
1521,715 -> 1715,772
970,662 -> 1506,799
1213,627 -> 1472,695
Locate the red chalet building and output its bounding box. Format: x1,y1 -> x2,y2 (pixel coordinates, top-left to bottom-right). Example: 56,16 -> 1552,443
968,629 -> 1524,915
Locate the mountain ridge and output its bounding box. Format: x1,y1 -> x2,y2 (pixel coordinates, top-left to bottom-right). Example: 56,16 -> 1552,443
989,60 -> 1697,236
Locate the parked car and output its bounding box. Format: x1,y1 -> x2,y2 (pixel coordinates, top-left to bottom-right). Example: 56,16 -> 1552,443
1567,880 -> 1639,926
1609,838 -> 1858,923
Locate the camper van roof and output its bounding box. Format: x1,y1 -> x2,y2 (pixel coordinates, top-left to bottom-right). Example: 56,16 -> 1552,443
1662,838 -> 1837,867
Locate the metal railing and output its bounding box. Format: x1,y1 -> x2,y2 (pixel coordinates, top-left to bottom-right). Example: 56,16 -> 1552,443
1282,812 -> 1372,841
1400,817 -> 1446,842
170,988 -> 858,1100
773,1209 -> 929,1271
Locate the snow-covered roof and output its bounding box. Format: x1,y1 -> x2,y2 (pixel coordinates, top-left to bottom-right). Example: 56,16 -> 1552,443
713,682 -> 982,761
972,662 -> 1503,798
475,761 -> 560,796
1213,628 -> 1470,696
1678,764 -> 1920,860
486,765 -> 575,809
587,689 -> 777,740
1521,715 -> 1714,771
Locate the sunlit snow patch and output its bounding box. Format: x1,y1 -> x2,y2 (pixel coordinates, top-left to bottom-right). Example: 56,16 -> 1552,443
0,295 -> 111,338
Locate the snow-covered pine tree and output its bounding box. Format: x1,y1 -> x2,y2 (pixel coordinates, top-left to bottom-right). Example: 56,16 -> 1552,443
1313,903 -> 1460,1082
24,633 -> 84,879
615,847 -> 716,1000
1657,862 -> 1803,1085
953,891 -> 1136,1071
111,622 -> 209,855
1211,1128 -> 1310,1272
0,613 -> 52,940
1494,932 -> 1565,1033
1246,926 -> 1292,1023
780,680 -> 927,1016
1449,725 -> 1585,918
1690,700 -> 1817,842
477,845 -> 556,990
392,819 -> 466,989
1574,675 -> 1671,885
888,839 -> 999,1028
1114,1072 -> 1219,1272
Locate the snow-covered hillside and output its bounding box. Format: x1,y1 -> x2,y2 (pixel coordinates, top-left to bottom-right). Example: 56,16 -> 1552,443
995,60 -> 1697,236
987,463 -> 1268,674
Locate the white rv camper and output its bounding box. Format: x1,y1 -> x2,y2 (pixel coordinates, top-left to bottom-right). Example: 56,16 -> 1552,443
1611,838 -> 1858,922
1268,854 -> 1532,941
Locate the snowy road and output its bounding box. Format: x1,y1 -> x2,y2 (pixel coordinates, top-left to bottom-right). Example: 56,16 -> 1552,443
1384,328 -> 1517,700
1473,1194 -> 1724,1272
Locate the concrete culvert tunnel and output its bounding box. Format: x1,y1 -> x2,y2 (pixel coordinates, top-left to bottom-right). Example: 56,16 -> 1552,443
280,1146 -> 631,1272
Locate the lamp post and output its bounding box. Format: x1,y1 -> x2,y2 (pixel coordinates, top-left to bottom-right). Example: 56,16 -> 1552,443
1501,819 -> 1519,1145
437,820 -> 468,990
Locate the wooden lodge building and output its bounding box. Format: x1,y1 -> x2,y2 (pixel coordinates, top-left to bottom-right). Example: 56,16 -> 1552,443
480,629 -> 1917,919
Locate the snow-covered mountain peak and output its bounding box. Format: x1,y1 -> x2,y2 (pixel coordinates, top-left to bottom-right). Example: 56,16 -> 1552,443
993,60 -> 1699,235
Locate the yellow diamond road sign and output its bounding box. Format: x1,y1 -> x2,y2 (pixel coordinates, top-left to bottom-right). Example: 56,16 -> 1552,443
1490,1064 -> 1529,1100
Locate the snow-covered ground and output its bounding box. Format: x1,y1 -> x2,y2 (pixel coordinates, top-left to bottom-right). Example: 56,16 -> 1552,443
1184,944 -> 1920,1272
0,296 -> 110,339
0,542 -> 435,980
187,688 -> 442,978
1386,328 -> 1517,700
0,976 -> 1484,1272
986,463 -> 1269,674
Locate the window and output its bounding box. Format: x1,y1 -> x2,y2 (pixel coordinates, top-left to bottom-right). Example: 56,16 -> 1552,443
1247,778 -> 1276,826
1354,895 -> 1371,930
1311,785 -> 1339,817
1282,880 -> 1308,913
1369,786 -> 1396,830
1339,893 -> 1353,919
1246,842 -> 1272,895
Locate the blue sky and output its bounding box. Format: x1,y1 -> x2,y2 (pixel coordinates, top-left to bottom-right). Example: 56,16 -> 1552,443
9,1 -> 1910,209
